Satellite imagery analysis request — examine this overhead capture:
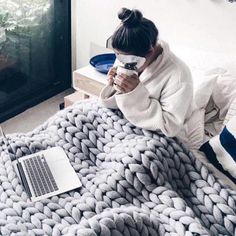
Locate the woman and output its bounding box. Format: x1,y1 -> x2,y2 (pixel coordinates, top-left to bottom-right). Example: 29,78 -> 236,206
100,8 -> 203,149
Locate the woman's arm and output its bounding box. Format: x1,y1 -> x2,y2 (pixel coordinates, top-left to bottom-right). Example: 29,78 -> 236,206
99,64 -> 119,109
99,85 -> 118,109
115,79 -> 193,137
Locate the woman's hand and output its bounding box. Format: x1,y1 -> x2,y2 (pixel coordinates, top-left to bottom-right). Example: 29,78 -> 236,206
107,67 -> 117,86
114,73 -> 140,93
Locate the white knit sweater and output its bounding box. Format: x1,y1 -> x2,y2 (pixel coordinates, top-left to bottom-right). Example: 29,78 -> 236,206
99,41 -> 204,149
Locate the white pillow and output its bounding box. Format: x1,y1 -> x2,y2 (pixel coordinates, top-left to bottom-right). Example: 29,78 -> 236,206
193,68 -> 236,120
212,73 -> 236,120
172,46 -> 236,76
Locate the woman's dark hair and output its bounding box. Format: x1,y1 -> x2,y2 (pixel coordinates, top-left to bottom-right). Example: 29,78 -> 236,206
112,8 -> 158,57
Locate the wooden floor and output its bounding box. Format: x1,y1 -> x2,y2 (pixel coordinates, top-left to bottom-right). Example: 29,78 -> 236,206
1,89 -> 73,134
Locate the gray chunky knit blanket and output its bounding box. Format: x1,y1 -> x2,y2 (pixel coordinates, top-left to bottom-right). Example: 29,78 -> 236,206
0,100 -> 236,236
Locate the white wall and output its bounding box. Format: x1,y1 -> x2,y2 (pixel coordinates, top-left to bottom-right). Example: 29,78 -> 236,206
74,0 -> 236,68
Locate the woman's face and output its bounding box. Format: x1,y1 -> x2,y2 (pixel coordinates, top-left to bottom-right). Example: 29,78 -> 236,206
114,48 -> 151,58
114,45 -> 159,73
114,51 -> 146,71
114,49 -> 150,70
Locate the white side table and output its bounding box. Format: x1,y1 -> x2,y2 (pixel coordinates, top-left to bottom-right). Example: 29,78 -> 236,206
73,65 -> 107,98
64,65 -> 107,107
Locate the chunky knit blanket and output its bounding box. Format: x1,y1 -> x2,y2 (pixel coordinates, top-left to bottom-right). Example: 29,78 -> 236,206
0,100 -> 236,236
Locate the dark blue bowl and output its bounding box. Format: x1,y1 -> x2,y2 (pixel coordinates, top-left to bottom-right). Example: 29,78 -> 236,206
89,53 -> 116,74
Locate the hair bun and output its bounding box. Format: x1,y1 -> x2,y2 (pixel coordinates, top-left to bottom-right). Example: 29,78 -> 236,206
118,8 -> 143,27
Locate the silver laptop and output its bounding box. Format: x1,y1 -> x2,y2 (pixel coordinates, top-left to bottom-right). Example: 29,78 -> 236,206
0,126 -> 82,202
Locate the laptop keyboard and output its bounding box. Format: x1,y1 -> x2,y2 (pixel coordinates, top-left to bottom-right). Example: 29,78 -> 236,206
23,155 -> 59,197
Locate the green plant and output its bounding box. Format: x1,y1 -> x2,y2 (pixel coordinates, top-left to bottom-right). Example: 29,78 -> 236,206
0,0 -> 52,68
0,0 -> 50,33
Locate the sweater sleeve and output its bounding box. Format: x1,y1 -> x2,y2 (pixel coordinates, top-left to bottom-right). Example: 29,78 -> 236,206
98,59 -> 121,109
115,79 -> 193,137
99,85 -> 118,109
